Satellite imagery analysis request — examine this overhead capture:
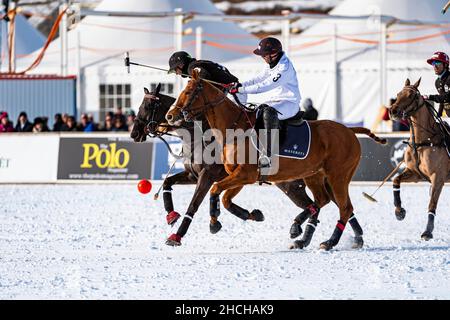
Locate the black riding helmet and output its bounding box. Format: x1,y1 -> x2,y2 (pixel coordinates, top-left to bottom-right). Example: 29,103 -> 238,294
253,37 -> 282,56
168,51 -> 194,74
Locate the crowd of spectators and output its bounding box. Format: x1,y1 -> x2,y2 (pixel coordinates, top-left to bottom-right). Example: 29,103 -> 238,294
0,107 -> 136,134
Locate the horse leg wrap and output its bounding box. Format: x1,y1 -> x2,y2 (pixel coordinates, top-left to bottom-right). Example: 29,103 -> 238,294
393,185 -> 401,208
166,211 -> 181,226
227,203 -> 250,220
300,216 -> 319,247
422,211 -> 436,240
163,186 -> 174,213
176,213 -> 194,238
422,211 -> 435,240
307,203 -> 320,216
348,214 -> 364,248
210,194 -> 221,218
290,204 -> 319,239
348,214 -> 363,237
328,220 -> 345,247
293,210 -> 311,225
426,212 -> 435,233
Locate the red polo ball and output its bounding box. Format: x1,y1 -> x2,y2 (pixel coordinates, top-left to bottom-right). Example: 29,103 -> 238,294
137,179 -> 152,194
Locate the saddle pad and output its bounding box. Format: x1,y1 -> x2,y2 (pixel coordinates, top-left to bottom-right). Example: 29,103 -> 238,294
276,121 -> 311,160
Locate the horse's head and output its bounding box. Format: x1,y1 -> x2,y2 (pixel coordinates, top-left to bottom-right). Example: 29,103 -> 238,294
166,69 -> 220,125
389,78 -> 424,121
130,83 -> 176,142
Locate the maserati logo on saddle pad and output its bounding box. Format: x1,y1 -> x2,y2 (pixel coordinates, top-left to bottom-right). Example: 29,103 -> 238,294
277,121 -> 311,160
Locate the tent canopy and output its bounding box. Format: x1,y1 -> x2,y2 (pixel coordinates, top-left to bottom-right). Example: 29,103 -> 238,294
16,0 -> 257,74
1,14 -> 46,72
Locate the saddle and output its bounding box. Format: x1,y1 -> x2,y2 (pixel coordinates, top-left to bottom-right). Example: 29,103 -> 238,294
254,109 -> 305,143
282,110 -> 305,127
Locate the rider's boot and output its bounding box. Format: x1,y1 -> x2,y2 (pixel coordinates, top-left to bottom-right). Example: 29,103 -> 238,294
259,105 -> 279,169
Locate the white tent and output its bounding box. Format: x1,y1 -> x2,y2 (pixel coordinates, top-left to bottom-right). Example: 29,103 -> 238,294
16,0 -> 257,118
229,0 -> 450,129
1,14 -> 46,72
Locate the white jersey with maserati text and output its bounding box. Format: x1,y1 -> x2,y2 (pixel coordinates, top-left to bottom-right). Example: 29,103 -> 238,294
240,53 -> 301,120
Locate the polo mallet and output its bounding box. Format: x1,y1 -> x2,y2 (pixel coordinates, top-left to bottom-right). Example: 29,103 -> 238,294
124,52 -> 228,87
153,158 -> 179,200
362,160 -> 404,202
443,0 -> 450,14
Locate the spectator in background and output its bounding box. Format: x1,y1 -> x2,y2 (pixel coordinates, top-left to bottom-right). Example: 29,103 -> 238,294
0,112 -> 15,132
87,113 -> 99,131
126,109 -> 136,132
15,112 -> 33,132
77,113 -> 96,132
114,106 -> 126,124
302,98 -> 319,120
62,113 -> 69,125
100,114 -> 114,131
61,116 -> 77,131
53,113 -> 64,131
32,117 -> 49,133
112,116 -> 128,132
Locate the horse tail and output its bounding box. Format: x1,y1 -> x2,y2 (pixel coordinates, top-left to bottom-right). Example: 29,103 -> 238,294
350,127 -> 387,145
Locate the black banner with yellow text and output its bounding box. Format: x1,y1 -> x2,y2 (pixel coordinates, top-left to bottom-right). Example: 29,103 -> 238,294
57,136 -> 153,180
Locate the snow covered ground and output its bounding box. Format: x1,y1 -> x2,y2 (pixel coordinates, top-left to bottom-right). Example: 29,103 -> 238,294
0,182 -> 449,299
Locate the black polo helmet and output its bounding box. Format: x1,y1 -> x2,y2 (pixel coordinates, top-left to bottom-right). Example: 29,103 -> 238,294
253,37 -> 282,56
168,51 -> 193,74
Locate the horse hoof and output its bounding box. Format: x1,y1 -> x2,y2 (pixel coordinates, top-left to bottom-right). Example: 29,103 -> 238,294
250,209 -> 265,222
166,211 -> 181,226
421,231 -> 433,241
165,234 -> 182,246
289,240 -> 305,250
289,223 -> 302,239
352,236 -> 364,249
209,221 -> 222,234
395,207 -> 406,221
320,240 -> 334,251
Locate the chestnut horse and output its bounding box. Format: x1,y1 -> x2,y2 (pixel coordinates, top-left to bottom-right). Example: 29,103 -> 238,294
389,78 -> 450,240
166,71 -> 386,250
131,84 -> 325,246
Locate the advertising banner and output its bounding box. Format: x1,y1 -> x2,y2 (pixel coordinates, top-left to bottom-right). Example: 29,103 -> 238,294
57,136 -> 153,181
0,134 -> 59,183
353,134 -> 409,181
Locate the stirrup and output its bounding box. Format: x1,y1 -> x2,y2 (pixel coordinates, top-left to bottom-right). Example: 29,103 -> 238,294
258,155 -> 271,168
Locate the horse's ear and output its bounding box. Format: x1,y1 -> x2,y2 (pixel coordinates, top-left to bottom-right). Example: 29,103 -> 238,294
413,77 -> 421,88
405,78 -> 411,87
144,87 -> 150,94
155,83 -> 161,94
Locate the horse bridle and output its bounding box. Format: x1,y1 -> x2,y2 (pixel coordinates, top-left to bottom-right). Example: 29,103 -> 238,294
173,80 -> 227,122
133,94 -> 164,137
390,87 -> 424,120
135,93 -> 187,138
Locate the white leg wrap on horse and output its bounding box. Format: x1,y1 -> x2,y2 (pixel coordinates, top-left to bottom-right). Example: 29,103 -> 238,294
306,223 -> 316,229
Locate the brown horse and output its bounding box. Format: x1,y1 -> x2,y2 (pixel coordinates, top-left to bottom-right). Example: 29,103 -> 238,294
389,78 -> 450,240
166,70 -> 386,250
131,84 -> 325,247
